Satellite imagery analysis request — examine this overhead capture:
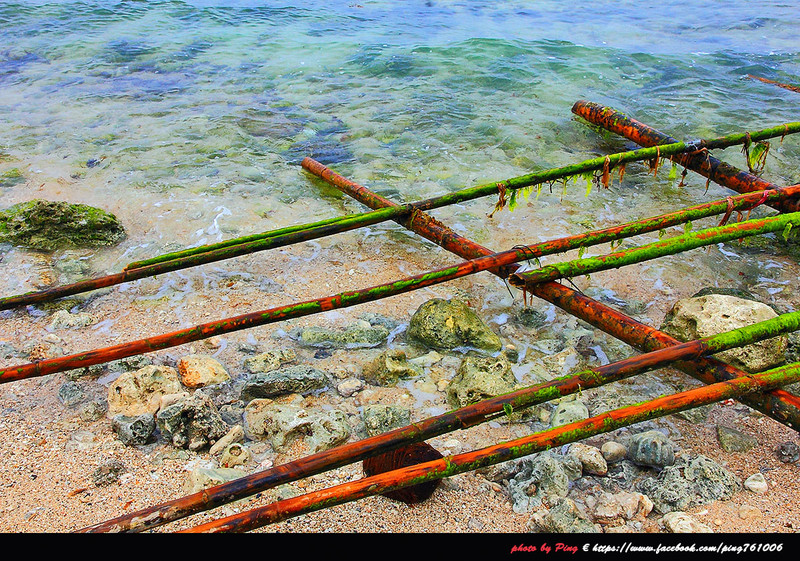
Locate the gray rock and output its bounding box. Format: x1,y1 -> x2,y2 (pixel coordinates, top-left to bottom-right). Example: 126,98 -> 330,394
0,199 -> 126,251
626,430 -> 676,468
716,425 -> 758,453
240,365 -> 328,402
156,393 -> 228,451
568,443 -> 608,476
550,399 -> 589,427
362,349 -> 422,386
407,298 -> 502,352
507,451 -> 583,513
291,321 -> 389,349
362,404 -> 411,436
185,467 -> 247,495
638,455 -> 739,514
243,399 -> 350,454
112,413 -> 156,446
446,353 -> 516,408
78,400 -> 107,422
58,381 -> 87,407
601,441 -> 627,464
661,294 -> 787,372
48,310 -> 95,330
528,497 -> 601,533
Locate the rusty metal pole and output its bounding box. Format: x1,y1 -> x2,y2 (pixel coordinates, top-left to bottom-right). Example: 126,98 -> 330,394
571,100 -> 800,213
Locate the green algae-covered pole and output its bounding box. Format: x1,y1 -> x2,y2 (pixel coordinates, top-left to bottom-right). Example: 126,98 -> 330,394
81,309 -> 800,532
183,361 -> 800,533
510,211 -> 800,289
2,123 -> 798,311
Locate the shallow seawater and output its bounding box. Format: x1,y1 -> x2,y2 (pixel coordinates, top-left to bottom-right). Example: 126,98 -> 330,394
1,0 -> 799,333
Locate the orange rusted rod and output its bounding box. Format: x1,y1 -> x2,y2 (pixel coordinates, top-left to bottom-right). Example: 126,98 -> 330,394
571,100 -> 800,213
182,362 -> 800,533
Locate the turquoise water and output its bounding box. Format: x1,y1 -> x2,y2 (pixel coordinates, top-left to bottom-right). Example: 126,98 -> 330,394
1,0 -> 799,295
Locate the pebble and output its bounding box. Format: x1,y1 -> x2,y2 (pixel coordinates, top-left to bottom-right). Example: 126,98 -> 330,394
662,511 -> 713,533
336,378 -> 364,397
738,504 -> 762,520
601,441 -> 627,464
744,472 -> 768,494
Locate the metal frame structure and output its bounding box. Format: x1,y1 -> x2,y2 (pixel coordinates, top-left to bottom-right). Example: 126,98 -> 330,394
1,101 -> 798,532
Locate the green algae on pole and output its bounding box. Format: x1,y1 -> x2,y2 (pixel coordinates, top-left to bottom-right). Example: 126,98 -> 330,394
509,211 -> 800,289
571,100 -> 800,213
181,361 -> 800,533
81,310 -> 800,532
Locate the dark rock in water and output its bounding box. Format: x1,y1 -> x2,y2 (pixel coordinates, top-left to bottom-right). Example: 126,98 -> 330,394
282,135 -> 355,166
0,199 -> 126,251
103,39 -> 157,64
362,442 -> 444,504
777,441 -> 800,464
57,381 -> 87,408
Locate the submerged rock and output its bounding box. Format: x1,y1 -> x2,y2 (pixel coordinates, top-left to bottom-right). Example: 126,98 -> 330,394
661,294 -> 787,372
407,298 -> 502,353
446,353 -> 515,408
716,425 -> 758,453
0,199 -> 126,251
